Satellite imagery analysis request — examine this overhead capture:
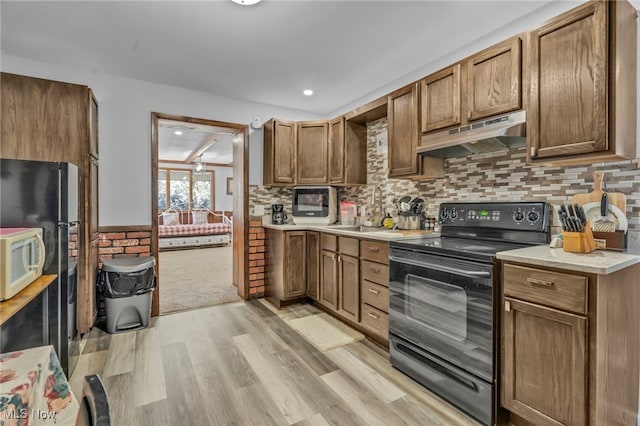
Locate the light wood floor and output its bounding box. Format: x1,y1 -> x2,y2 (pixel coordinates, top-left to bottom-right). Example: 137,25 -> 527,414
70,300 -> 479,425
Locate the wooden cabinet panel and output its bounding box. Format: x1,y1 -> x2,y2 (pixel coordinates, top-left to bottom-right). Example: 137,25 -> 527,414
360,240 -> 389,264
343,120 -> 367,186
361,280 -> 388,313
527,1 -> 607,160
1,73 -> 86,165
360,303 -> 389,339
338,254 -> 359,322
338,236 -> 359,258
420,64 -> 461,133
321,233 -> 337,252
79,238 -> 99,333
284,232 -> 307,299
502,297 -> 586,426
306,231 -> 320,301
89,91 -> 98,159
297,121 -> 328,185
320,249 -> 338,311
329,117 -> 345,185
467,36 -> 521,121
503,264 -> 587,314
89,157 -> 99,240
263,119 -> 296,186
388,83 -> 420,177
361,259 -> 388,287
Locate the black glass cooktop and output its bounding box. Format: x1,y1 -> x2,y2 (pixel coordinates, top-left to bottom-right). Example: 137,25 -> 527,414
390,236 -> 530,263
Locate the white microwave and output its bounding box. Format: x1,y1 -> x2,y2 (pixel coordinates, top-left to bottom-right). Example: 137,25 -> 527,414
291,186 -> 337,225
0,228 -> 45,301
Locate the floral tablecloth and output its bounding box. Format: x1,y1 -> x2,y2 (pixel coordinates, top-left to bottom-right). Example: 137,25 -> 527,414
0,346 -> 78,425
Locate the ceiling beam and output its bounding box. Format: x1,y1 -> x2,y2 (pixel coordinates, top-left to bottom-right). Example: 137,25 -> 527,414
158,159 -> 234,167
185,134 -> 219,163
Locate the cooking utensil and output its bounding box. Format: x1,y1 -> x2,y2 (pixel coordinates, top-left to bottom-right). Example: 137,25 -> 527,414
592,193 -> 617,232
572,172 -> 627,214
581,201 -> 627,232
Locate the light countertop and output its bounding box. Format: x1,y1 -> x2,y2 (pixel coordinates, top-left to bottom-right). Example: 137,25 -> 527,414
261,221 -> 438,241
496,245 -> 640,275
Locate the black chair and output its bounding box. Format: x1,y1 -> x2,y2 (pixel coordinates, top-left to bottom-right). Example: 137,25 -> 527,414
76,375 -> 110,426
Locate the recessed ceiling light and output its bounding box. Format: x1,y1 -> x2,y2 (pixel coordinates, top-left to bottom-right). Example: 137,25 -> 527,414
303,89 -> 314,96
232,0 -> 261,5
174,130 -> 183,136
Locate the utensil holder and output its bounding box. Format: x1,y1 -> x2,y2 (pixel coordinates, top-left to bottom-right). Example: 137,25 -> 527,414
562,221 -> 596,254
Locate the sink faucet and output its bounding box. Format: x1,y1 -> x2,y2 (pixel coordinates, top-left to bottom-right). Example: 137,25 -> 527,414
371,185 -> 383,226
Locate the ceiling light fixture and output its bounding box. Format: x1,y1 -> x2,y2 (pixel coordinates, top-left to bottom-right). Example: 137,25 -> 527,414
174,130 -> 183,136
303,89 -> 314,96
232,0 -> 261,5
193,154 -> 206,173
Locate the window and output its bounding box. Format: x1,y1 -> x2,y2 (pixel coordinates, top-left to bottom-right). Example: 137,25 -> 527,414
157,168 -> 215,211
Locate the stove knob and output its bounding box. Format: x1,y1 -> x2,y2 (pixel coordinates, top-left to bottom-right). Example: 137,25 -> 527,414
449,209 -> 458,220
513,211 -> 525,222
527,211 -> 540,223
440,209 -> 449,220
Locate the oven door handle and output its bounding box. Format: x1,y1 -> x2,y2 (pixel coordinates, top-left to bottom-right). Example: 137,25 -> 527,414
389,255 -> 491,278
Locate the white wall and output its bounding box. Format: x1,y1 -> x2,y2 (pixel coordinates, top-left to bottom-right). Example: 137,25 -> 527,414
1,53 -> 320,226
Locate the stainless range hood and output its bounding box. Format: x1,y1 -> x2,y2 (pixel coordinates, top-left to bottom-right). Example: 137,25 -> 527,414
417,110 -> 526,159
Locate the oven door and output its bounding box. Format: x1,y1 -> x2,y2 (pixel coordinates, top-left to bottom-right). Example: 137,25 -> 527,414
389,247 -> 494,381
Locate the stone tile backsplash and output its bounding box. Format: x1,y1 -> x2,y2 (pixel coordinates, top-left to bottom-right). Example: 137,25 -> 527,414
249,117 -> 640,248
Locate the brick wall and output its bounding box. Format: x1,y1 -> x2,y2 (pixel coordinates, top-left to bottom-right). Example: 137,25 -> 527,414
98,230 -> 152,265
248,218 -> 265,298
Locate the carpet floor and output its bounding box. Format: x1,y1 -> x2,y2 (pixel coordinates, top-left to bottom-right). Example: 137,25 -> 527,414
158,245 -> 241,314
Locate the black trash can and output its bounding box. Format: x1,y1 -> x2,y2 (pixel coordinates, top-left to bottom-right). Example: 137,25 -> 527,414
98,256 -> 155,334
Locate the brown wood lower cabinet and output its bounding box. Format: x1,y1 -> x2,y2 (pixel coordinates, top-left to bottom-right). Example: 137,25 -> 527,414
338,253 -> 359,323
501,262 -> 640,426
306,231 -> 320,300
503,298 -> 586,426
265,229 -> 307,307
319,249 -> 339,310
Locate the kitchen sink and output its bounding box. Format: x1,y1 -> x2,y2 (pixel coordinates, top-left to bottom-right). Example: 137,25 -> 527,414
333,225 -> 388,233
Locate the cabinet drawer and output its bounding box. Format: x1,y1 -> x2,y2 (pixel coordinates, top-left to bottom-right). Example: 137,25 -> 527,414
361,260 -> 389,287
362,280 -> 389,313
360,303 -> 389,339
503,264 -> 588,314
360,240 -> 389,264
339,236 -> 359,257
322,233 -> 337,252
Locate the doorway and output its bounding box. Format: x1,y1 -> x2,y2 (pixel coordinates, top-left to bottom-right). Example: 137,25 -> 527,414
151,113 -> 249,316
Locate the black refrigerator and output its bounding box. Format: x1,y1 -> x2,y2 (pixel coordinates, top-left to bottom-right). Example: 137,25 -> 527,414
0,159 -> 80,376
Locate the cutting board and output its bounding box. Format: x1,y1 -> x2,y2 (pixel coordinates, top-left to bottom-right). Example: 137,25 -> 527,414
571,172 -> 627,212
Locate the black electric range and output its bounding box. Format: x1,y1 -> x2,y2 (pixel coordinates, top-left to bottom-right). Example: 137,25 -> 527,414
388,202 -> 551,426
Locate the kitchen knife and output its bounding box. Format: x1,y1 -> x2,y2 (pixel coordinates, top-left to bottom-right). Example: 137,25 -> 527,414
560,211 -> 570,231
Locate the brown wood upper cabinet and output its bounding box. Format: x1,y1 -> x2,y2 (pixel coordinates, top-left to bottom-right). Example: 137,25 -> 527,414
329,117 -> 367,186
297,120 -> 329,184
527,0 -> 637,165
467,36 -> 521,121
420,64 -> 461,133
263,119 -> 296,186
388,83 -> 421,177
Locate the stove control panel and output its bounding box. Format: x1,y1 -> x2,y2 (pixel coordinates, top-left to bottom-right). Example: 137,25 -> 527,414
439,202 -> 549,232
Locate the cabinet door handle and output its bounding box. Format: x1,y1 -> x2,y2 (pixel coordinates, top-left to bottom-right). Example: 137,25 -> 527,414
368,312 -> 379,320
526,277 -> 554,287
338,255 -> 341,263
505,300 -> 511,312
368,288 -> 380,295
331,254 -> 336,260
369,247 -> 380,253
530,147 -> 537,158
369,268 -> 380,274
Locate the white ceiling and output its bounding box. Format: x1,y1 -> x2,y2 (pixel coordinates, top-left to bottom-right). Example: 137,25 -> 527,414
0,0 -> 559,116
158,119 -> 237,164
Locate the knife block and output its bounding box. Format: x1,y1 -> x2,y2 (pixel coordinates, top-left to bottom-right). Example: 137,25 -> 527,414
562,222 -> 596,254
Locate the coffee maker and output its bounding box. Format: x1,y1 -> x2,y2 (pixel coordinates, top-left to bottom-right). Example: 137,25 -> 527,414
271,204 -> 287,225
